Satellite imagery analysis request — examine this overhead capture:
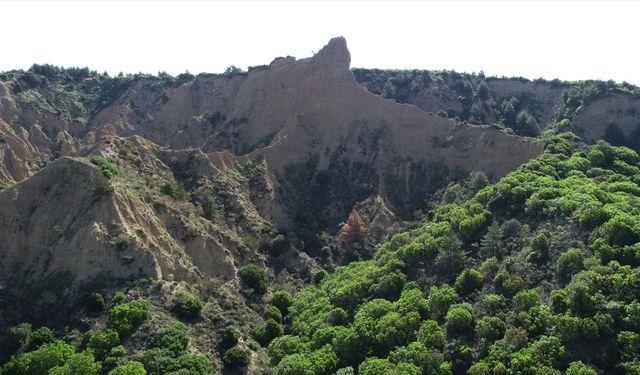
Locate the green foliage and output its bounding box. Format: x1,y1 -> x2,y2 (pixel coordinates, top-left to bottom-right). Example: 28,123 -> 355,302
90,155 -> 118,178
107,299 -> 149,336
556,248 -> 584,281
266,305 -> 283,323
219,326 -> 240,351
445,303 -> 474,335
239,264 -> 268,295
417,320 -> 445,349
160,180 -> 187,200
481,221 -> 503,258
0,340 -> 75,375
261,141 -> 640,374
427,285 -> 459,321
566,361 -> 597,375
223,347 -> 251,369
83,292 -> 106,313
253,319 -> 284,346
107,361 -> 146,375
87,328 -> 120,361
149,321 -> 188,356
528,232 -> 550,263
173,291 -> 203,319
454,268 -> 483,295
272,290 -> 294,316
48,351 -> 101,375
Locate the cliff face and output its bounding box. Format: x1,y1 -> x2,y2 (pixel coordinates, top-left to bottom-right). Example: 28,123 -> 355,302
0,37 -> 545,293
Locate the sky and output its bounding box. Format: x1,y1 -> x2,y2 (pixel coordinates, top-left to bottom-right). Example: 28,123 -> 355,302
1,1 -> 638,85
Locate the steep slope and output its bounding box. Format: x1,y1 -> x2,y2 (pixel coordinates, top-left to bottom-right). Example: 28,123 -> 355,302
354,68 -> 640,142
0,37 -> 543,254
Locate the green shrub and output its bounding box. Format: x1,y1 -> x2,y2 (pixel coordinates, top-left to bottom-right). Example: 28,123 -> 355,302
271,290 -> 294,316
239,264 -> 268,295
556,248 -> 584,281
150,321 -> 188,356
111,291 -> 128,305
266,306 -> 283,323
454,268 -> 483,295
223,347 -> 251,369
0,340 -> 75,375
160,180 -> 187,200
173,291 -> 203,319
107,361 -> 146,375
417,320 -> 445,349
27,327 -> 55,350
87,328 -> 120,361
107,299 -> 149,336
48,351 -> 101,375
84,292 -> 106,313
253,319 -> 283,346
445,304 -> 474,335
90,155 -> 118,178
427,285 -> 458,321
220,326 -> 240,351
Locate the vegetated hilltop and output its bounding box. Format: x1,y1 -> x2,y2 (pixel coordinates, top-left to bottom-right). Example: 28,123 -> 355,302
1,37 -> 639,374
354,68 -> 640,143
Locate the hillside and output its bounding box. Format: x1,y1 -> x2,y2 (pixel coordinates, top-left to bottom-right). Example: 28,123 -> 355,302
1,37 -> 640,375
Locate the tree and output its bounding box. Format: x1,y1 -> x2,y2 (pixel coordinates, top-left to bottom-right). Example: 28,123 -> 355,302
427,285 -> 459,321
173,291 -> 203,319
476,81 -> 490,101
87,328 -> 120,361
481,221 -> 503,258
239,264 -> 268,295
476,316 -> 505,347
107,361 -> 146,375
417,320 -> 445,349
272,290 -> 294,316
268,335 -> 310,366
454,268 -> 483,295
445,304 -> 474,336
107,299 -> 149,336
223,347 -> 251,369
150,321 -> 189,356
528,232 -> 549,263
566,361 -> 597,375
48,351 -> 101,375
266,306 -> 283,323
220,326 -> 241,351
435,233 -> 467,277
84,293 -> 106,313
358,358 -> 394,375
556,248 -> 584,282
254,319 -> 283,346
0,340 -> 75,375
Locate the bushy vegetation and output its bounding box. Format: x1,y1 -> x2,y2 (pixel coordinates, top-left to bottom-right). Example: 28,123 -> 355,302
173,290 -> 203,319
238,264 -> 268,295
90,155 -> 118,178
263,139 -> 640,374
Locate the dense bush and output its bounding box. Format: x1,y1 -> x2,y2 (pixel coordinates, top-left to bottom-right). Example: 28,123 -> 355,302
83,292 -> 106,313
219,326 -> 240,351
90,155 -> 118,178
223,347 -> 251,369
173,291 -> 203,319
271,290 -> 294,316
239,264 -> 268,295
107,299 -> 149,336
107,361 -> 146,375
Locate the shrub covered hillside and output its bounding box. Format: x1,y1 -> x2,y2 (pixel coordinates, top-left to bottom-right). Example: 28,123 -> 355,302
267,136 -> 640,375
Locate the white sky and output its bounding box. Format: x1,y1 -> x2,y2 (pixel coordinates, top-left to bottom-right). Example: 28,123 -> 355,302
1,1 -> 638,85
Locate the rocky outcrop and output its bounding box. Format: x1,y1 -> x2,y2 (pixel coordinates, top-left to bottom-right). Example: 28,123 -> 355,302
0,37 -> 546,290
